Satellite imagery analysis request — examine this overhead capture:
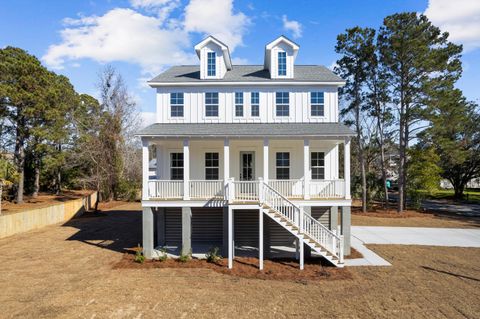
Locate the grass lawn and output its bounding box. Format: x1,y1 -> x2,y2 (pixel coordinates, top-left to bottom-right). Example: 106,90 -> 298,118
0,202 -> 479,318
419,188 -> 480,203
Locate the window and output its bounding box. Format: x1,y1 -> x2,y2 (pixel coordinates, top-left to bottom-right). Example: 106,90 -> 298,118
170,153 -> 184,180
205,152 -> 219,180
311,92 -> 325,117
170,92 -> 184,117
276,152 -> 290,180
278,51 -> 287,76
235,92 -> 244,117
207,51 -> 216,76
205,92 -> 219,117
275,92 -> 289,117
311,152 -> 325,180
251,92 -> 259,117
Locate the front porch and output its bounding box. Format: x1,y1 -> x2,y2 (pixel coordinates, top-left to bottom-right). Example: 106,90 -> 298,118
141,137 -> 351,204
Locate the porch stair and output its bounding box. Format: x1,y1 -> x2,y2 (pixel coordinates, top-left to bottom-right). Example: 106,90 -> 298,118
259,182 -> 344,267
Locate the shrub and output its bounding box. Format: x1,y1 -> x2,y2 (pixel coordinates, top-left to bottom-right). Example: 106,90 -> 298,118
178,249 -> 191,263
158,247 -> 168,262
206,246 -> 222,263
134,244 -> 145,264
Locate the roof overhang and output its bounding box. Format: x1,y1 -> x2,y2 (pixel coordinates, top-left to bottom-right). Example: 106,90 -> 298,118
194,35 -> 232,70
148,81 -> 346,87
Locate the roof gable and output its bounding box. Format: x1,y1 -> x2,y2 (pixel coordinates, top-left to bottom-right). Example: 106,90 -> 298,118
194,35 -> 232,70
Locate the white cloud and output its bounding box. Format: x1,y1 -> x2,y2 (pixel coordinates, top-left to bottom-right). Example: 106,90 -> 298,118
425,0 -> 480,51
43,8 -> 193,75
43,0 -> 250,74
184,0 -> 250,51
282,15 -> 302,39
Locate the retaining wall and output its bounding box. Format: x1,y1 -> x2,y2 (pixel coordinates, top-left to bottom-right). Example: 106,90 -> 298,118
0,191 -> 98,239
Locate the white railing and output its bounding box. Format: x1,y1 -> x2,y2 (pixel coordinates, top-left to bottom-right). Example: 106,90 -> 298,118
190,180 -> 224,199
232,181 -> 259,202
302,213 -> 343,263
260,181 -> 343,263
268,179 -> 304,199
309,180 -> 345,199
261,182 -> 300,226
148,180 -> 183,199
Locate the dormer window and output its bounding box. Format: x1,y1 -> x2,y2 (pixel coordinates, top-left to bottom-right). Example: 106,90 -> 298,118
207,52 -> 216,76
278,51 -> 287,76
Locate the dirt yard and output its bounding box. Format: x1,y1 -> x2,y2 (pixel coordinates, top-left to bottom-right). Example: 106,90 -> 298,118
1,202 -> 479,318
352,203 -> 480,228
0,190 -> 94,215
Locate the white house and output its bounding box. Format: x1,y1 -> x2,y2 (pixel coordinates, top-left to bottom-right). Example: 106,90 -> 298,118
137,35 -> 354,269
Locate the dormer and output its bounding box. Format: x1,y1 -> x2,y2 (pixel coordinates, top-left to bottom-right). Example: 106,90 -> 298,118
194,36 -> 232,80
264,36 -> 299,79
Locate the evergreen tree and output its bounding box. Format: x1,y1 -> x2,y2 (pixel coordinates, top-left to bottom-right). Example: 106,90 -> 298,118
378,12 -> 462,211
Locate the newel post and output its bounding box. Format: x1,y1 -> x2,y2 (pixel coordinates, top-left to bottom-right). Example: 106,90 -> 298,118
258,178 -> 264,203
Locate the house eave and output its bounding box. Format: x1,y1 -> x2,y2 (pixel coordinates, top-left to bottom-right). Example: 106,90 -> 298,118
147,81 -> 346,87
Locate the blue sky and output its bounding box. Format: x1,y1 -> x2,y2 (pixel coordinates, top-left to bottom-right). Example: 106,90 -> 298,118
1,0 -> 479,127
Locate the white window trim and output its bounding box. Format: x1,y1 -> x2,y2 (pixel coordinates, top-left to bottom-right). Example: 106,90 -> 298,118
308,92 -> 327,120
250,91 -> 260,118
275,151 -> 291,180
203,92 -> 220,120
169,150 -> 184,180
310,150 -> 326,180
205,151 -> 220,180
234,92 -> 244,118
274,91 -> 292,120
206,50 -> 217,78
277,51 -> 288,78
167,92 -> 185,120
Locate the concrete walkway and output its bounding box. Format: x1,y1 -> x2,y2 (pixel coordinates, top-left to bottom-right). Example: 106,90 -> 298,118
346,226 -> 480,267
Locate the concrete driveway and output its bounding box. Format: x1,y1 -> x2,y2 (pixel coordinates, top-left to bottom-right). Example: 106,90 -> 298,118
352,226 -> 480,247
346,226 -> 480,267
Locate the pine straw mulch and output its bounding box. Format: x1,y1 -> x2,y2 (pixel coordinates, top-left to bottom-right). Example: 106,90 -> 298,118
113,251 -> 353,283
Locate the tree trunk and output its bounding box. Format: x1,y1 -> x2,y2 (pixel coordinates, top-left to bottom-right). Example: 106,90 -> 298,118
355,98 -> 367,213
0,183 -> 3,215
453,182 -> 464,200
402,123 -> 409,210
55,143 -> 62,195
398,107 -> 405,213
14,124 -> 25,204
32,158 -> 40,198
377,118 -> 389,208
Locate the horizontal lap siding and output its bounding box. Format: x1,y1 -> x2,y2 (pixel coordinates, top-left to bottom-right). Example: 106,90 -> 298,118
311,206 -> 330,228
234,210 -> 259,247
191,208 -> 223,246
268,218 -> 296,247
165,208 -> 182,246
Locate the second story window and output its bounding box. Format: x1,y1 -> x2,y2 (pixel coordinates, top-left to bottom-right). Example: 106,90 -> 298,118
170,153 -> 184,180
276,152 -> 290,180
170,92 -> 184,117
251,92 -> 259,117
278,51 -> 287,76
311,152 -> 325,180
275,92 -> 289,117
205,92 -> 219,117
235,92 -> 244,117
311,92 -> 325,117
207,51 -> 216,76
205,152 -> 219,180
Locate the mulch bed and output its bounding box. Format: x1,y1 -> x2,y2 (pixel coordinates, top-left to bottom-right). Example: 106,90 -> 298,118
113,252 -> 353,282
352,206 -> 432,219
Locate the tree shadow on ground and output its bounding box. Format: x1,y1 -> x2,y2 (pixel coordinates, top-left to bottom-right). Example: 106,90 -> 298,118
63,205 -> 142,254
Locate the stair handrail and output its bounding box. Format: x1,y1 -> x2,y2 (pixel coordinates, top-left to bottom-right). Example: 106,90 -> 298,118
261,180 -> 344,263
260,180 -> 302,226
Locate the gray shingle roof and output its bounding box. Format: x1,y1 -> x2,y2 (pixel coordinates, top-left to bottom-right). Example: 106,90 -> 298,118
148,65 -> 344,84
137,123 -> 354,137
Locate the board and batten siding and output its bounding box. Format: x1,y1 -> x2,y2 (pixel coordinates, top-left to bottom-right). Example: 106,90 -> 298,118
155,86 -> 339,124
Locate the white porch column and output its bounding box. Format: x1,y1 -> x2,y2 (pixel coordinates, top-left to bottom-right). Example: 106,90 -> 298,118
183,139 -> 190,200
259,208 -> 264,270
228,206 -> 233,269
224,138 -> 230,184
299,235 -> 304,270
142,138 -> 150,201
155,144 -> 163,179
344,138 -> 351,199
303,139 -> 310,200
263,138 -> 269,184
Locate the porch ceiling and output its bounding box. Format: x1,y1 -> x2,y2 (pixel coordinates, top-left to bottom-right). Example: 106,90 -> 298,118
137,123 -> 354,138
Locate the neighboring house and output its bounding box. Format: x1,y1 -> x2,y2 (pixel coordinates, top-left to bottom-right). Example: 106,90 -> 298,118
137,35 -> 354,269
440,178 -> 480,189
